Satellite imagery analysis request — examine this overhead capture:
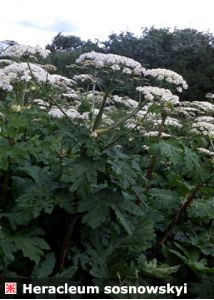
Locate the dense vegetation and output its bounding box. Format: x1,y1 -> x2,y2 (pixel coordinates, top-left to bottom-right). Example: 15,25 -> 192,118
0,30 -> 214,298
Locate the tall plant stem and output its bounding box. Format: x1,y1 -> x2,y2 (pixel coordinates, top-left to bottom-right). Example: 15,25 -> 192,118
92,92 -> 109,131
145,114 -> 167,185
159,183 -> 202,245
57,215 -> 79,269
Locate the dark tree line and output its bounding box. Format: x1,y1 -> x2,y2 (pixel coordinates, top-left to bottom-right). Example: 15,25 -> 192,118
46,28 -> 214,100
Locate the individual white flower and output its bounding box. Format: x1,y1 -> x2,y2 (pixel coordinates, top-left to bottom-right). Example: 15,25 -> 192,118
176,87 -> 183,93
111,64 -> 121,71
122,67 -> 132,74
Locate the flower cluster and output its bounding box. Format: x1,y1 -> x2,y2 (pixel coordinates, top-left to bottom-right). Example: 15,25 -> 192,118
205,93 -> 214,99
62,92 -> 78,99
174,101 -> 214,118
197,148 -> 214,156
33,99 -> 49,110
1,44 -> 50,59
144,68 -> 188,91
76,51 -> 144,75
192,121 -> 214,138
0,62 -> 49,91
73,74 -> 94,82
144,114 -> 183,128
195,116 -> 214,123
48,107 -> 89,120
107,95 -> 139,109
136,86 -> 179,104
0,62 -> 75,92
0,71 -> 14,91
142,130 -> 171,137
42,64 -> 57,73
191,101 -> 214,114
49,74 -> 76,90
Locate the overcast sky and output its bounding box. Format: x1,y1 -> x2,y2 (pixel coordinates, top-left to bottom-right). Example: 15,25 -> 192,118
1,0 -> 214,46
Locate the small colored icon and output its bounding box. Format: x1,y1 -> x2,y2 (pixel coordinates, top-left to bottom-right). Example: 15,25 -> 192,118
5,282 -> 17,295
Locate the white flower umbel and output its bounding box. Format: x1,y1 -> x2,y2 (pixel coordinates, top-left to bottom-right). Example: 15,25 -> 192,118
49,74 -> 75,89
48,107 -> 89,120
0,62 -> 49,86
1,44 -> 50,59
195,116 -> 214,123
33,99 -> 49,110
76,51 -> 145,75
165,117 -> 183,128
192,121 -> 214,138
173,106 -> 199,118
42,64 -> 57,73
62,92 -> 78,99
205,93 -> 214,99
73,74 -> 94,83
136,86 -> 180,104
173,101 -> 214,119
142,131 -> 171,137
145,115 -> 183,128
107,95 -> 139,109
144,68 -> 188,91
197,148 -> 214,156
191,101 -> 214,114
0,71 -> 13,91
0,63 -> 75,91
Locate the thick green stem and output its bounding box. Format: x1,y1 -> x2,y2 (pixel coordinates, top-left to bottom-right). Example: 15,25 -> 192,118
90,82 -> 96,127
92,92 -> 109,131
20,87 -> 26,106
144,114 -> 167,190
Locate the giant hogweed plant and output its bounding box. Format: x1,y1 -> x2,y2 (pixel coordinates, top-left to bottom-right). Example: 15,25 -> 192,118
0,43 -> 214,298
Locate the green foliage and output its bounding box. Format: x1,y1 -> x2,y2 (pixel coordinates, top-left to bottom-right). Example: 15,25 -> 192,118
0,40 -> 214,299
